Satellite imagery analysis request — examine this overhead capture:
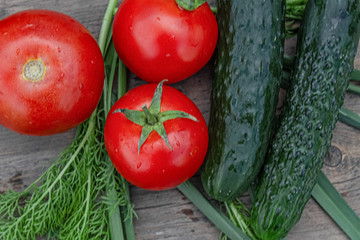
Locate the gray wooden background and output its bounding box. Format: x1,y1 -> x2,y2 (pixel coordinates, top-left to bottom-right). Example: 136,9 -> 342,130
1,0 -> 359,239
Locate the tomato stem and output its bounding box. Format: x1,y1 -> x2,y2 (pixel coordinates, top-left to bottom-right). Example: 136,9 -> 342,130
175,0 -> 206,11
142,105 -> 157,125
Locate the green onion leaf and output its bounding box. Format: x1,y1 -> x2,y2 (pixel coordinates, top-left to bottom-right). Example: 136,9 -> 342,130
348,84 -> 360,95
350,70 -> 360,81
338,107 -> 360,130
312,171 -> 360,239
177,181 -> 251,240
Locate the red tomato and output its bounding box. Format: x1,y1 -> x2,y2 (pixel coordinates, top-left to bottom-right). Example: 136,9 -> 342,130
0,10 -> 104,135
112,0 -> 218,84
104,82 -> 208,190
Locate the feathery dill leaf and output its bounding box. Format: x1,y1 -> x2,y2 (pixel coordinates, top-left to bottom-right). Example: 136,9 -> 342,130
0,0 -> 134,239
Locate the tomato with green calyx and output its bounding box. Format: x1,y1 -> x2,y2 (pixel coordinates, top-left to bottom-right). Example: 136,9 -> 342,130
112,0 -> 218,84
0,10 -> 104,136
104,81 -> 208,190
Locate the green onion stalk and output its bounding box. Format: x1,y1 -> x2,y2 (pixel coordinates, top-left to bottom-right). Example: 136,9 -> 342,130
177,181 -> 251,240
99,0 -> 136,239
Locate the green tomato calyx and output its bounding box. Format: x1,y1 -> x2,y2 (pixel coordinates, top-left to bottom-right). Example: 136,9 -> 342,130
175,0 -> 206,11
141,105 -> 158,125
113,80 -> 199,154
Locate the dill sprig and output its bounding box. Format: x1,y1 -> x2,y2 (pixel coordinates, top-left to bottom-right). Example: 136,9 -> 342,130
285,0 -> 308,37
223,199 -> 258,240
0,111 -> 107,239
0,0 -> 135,239
286,0 -> 308,19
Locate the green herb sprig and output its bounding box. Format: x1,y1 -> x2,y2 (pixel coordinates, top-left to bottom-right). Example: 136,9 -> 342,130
0,0 -> 134,239
285,0 -> 308,37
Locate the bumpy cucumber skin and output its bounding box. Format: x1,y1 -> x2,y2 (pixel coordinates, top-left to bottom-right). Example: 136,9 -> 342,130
201,0 -> 285,201
250,1 -> 360,239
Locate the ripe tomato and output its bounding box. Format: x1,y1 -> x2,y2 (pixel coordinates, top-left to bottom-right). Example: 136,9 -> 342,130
112,0 -> 218,84
104,82 -> 208,190
0,10 -> 104,135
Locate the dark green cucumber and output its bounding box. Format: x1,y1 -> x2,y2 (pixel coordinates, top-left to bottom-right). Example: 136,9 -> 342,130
201,0 -> 285,201
250,0 -> 360,239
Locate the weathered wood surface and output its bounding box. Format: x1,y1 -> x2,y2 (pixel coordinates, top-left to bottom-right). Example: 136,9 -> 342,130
0,1 -> 359,239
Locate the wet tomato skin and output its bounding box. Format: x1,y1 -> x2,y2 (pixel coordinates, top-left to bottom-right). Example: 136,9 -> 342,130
112,0 -> 218,84
104,84 -> 209,191
0,10 -> 104,135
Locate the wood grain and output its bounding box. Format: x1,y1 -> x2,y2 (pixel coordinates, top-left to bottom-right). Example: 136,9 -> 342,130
1,1 -> 359,239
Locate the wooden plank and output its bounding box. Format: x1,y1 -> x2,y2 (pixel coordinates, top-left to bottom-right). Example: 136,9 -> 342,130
0,1 -> 359,239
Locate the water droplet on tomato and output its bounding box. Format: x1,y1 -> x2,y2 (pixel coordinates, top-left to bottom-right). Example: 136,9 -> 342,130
57,47 -> 61,53
79,83 -> 84,89
16,49 -> 20,56
115,148 -> 118,153
129,26 -> 133,31
137,162 -> 142,168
